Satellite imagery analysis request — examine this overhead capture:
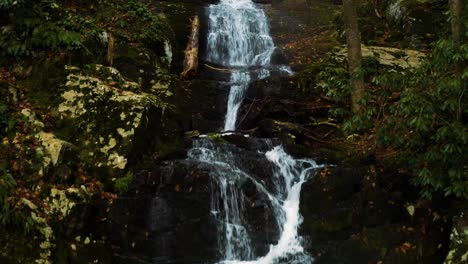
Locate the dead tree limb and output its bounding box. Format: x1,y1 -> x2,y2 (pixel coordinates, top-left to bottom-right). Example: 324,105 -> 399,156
181,16 -> 200,78
204,63 -> 239,72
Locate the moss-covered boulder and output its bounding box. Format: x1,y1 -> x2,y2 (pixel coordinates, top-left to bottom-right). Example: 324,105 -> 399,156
335,45 -> 426,69
445,209 -> 468,264
36,132 -> 77,179
15,107 -> 78,181
56,65 -> 169,178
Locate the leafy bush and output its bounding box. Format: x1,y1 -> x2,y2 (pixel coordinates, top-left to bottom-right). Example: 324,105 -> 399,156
0,0 -> 82,60
314,53 -> 388,127
376,38 -> 467,198
127,1 -> 172,53
318,6 -> 467,199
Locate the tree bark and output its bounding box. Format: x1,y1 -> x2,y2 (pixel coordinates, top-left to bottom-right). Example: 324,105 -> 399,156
181,16 -> 200,78
107,31 -> 115,67
343,0 -> 365,114
449,0 -> 464,121
449,0 -> 462,43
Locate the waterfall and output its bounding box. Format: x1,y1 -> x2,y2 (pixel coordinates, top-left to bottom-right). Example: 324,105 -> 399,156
206,0 -> 275,131
188,139 -> 254,260
189,1 -> 317,263
188,139 -> 318,263
223,72 -> 251,132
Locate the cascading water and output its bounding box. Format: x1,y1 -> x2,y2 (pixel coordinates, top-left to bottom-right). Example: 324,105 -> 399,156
206,0 -> 275,131
186,0 -> 319,263
188,139 -> 319,263
188,139 -> 254,260
223,72 -> 251,132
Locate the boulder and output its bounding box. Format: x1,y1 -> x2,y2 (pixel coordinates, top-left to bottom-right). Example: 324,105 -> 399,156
36,132 -> 78,181
57,65 -> 169,177
335,45 -> 426,69
444,208 -> 468,264
17,108 -> 78,181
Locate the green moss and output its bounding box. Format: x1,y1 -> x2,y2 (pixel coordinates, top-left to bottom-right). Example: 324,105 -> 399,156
48,65 -> 171,180
206,133 -> 227,144
113,172 -> 134,194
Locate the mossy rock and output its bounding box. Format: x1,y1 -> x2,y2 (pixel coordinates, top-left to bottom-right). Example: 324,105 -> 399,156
36,131 -> 78,182
335,45 -> 426,69
56,65 -> 169,179
445,211 -> 468,264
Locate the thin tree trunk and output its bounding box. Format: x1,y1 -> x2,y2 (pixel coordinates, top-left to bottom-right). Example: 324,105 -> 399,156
181,16 -> 200,78
449,0 -> 463,121
107,32 -> 115,67
449,0 -> 462,43
343,0 -> 365,114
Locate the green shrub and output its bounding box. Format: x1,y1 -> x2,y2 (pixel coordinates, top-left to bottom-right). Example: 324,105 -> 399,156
0,0 -> 82,60
376,38 -> 467,198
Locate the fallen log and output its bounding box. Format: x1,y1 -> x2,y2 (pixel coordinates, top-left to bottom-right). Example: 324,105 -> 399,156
181,16 -> 200,78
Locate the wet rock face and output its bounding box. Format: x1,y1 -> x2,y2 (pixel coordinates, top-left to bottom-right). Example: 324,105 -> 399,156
69,160 -> 218,264
186,137 -> 282,255
171,79 -> 228,133
253,0 -> 272,4
73,138 -> 283,263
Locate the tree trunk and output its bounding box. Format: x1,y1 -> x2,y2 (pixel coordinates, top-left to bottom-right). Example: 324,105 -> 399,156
343,0 -> 365,114
449,0 -> 462,43
449,0 -> 464,121
107,32 -> 115,67
181,16 -> 200,78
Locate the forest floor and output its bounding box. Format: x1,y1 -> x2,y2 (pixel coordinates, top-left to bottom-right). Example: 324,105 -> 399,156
267,0 -> 341,68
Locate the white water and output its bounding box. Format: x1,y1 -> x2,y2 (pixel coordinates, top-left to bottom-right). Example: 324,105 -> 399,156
224,72 -> 251,131
188,139 -> 254,260
207,0 -> 275,131
199,0 -> 317,263
187,139 -> 318,264
223,146 -> 316,264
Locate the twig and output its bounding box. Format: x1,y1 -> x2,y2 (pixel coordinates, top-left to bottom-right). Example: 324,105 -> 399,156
219,128 -> 258,135
307,118 -> 340,128
321,129 -> 336,139
204,63 -> 239,72
237,99 -> 259,129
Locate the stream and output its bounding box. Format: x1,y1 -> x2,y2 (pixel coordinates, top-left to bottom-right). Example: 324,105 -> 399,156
0,0 -> 455,263
189,0 -> 320,263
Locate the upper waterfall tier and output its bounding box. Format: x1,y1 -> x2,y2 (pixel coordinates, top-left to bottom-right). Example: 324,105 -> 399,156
206,0 -> 275,67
